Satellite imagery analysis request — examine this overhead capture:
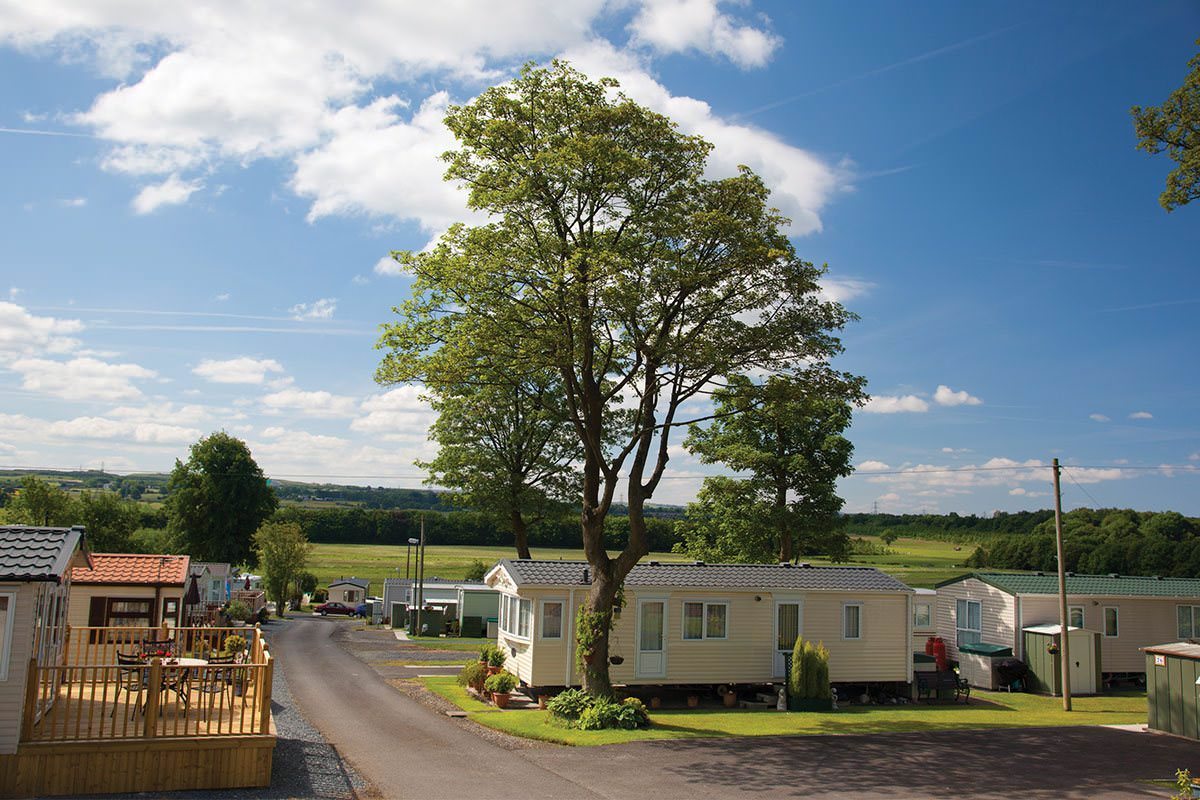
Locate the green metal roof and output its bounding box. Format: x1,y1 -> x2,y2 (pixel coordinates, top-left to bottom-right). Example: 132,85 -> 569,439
938,571 -> 1200,598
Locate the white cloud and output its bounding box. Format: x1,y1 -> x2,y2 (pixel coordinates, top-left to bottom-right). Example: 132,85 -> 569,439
855,460 -> 890,472
58,196 -> 87,207
288,298 -> 337,321
628,0 -> 781,68
0,411 -> 199,446
215,292 -> 230,302
1128,411 -> 1153,420
351,274 -> 370,285
8,356 -> 156,400
7,288 -> 19,301
262,387 -> 358,418
0,302 -> 83,360
374,255 -> 403,277
941,447 -> 971,454
862,394 -> 929,414
106,401 -> 213,426
131,173 -> 202,214
933,384 -> 982,407
1190,453 -> 1200,462
818,278 -> 874,304
351,385 -> 436,438
1089,413 -> 1110,422
193,357 -> 285,384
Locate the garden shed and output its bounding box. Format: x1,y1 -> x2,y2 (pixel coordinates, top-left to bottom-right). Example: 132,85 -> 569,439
1022,624 -> 1101,696
1144,642 -> 1200,740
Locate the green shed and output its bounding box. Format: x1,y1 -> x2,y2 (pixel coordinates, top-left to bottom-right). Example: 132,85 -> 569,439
1145,642 -> 1200,739
1022,624 -> 1101,695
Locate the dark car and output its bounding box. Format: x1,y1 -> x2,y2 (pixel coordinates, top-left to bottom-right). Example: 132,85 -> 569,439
314,601 -> 356,616
354,602 -> 371,618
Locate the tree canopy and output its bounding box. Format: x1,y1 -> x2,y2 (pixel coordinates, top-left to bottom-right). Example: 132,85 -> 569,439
419,376 -> 580,559
254,521 -> 311,617
1132,38 -> 1200,211
165,432 -> 277,566
376,61 -> 857,696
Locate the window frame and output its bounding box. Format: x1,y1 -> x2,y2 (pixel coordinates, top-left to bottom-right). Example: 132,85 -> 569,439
499,594 -> 532,641
105,597 -> 154,628
0,590 -> 16,682
956,598 -> 982,648
1103,606 -> 1119,638
1177,605 -> 1200,639
843,602 -> 863,640
912,601 -> 932,629
680,600 -> 729,641
1068,605 -> 1085,629
539,599 -> 564,640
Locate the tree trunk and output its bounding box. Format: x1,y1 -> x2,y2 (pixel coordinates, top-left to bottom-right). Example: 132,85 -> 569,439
511,509 -> 532,560
579,570 -> 619,698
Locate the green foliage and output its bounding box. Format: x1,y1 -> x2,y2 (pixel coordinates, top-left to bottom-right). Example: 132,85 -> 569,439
788,638 -> 831,701
373,60 -> 856,697
254,521 -> 312,617
75,491 -> 141,552
225,602 -> 252,624
487,647 -> 507,668
682,375 -> 862,563
463,559 -> 488,583
1171,768 -> 1194,800
3,476 -> 74,527
166,432 -> 278,566
222,634 -> 247,656
296,571 -> 319,596
880,530 -> 898,547
546,688 -> 592,721
848,537 -> 892,556
1131,39 -> 1200,211
574,606 -> 612,671
456,660 -> 488,690
483,671 -> 518,694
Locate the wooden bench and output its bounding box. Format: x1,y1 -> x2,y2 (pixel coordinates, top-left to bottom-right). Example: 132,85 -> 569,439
915,670 -> 971,703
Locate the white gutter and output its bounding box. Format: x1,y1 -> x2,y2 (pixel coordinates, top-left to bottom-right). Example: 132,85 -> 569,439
565,586 -> 576,687
906,591 -> 913,683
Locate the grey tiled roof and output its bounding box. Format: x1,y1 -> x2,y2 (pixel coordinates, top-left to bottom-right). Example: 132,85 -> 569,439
329,577 -> 370,589
499,559 -> 911,592
0,525 -> 85,582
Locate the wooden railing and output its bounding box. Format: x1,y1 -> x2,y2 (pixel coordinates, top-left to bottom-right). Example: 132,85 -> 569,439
65,625 -> 264,667
24,625 -> 274,743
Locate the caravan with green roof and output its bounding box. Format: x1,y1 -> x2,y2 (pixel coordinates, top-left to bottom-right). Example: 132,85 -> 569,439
935,571 -> 1200,677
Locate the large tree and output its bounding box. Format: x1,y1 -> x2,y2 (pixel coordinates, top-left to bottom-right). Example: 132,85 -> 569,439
165,432 -> 277,566
419,376 -> 580,559
3,475 -> 75,526
682,375 -> 860,563
376,62 -> 856,696
75,491 -> 141,552
1131,38 -> 1200,211
254,521 -> 311,618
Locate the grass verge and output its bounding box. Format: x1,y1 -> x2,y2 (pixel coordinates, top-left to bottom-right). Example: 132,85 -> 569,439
416,678 -> 1146,746
420,676 -> 497,713
402,636 -> 493,653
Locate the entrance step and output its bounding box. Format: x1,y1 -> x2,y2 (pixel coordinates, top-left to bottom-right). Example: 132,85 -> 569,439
755,692 -> 778,704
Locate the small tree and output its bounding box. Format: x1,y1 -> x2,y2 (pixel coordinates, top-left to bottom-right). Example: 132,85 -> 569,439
463,559 -> 488,582
788,637 -> 831,707
880,530 -> 898,547
254,521 -> 312,618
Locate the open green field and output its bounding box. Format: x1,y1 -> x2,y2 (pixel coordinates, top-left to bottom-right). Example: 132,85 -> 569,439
308,535 -> 970,593
425,682 -> 1147,746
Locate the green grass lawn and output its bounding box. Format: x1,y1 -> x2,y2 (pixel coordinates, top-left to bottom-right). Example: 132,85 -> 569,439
420,675 -> 498,713
423,681 -> 1147,746
402,636 -> 494,653
308,537 -> 971,591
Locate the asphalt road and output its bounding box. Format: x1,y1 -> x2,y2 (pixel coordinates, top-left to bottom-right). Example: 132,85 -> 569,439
274,617 -> 1196,800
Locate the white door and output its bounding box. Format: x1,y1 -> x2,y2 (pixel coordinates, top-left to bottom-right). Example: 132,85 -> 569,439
1067,630 -> 1095,694
636,599 -> 666,678
774,601 -> 802,677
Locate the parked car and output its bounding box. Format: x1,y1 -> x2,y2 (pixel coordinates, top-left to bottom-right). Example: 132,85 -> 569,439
314,601 -> 356,616
355,602 -> 370,618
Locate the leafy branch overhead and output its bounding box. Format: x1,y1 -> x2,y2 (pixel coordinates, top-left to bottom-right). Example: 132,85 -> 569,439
1132,39 -> 1200,211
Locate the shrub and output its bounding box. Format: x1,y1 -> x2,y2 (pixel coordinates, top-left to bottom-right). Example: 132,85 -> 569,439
484,671 -> 518,694
788,637 -> 831,701
312,589 -> 328,603
479,643 -> 500,662
223,634 -> 247,657
226,600 -> 252,622
456,661 -> 488,691
546,688 -> 592,721
487,647 -> 507,668
463,559 -> 488,582
619,697 -> 650,728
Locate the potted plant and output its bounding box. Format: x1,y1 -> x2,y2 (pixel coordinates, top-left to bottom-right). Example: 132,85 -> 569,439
484,671 -> 519,708
486,646 -> 507,675
479,643 -> 496,666
787,637 -> 833,712
457,661 -> 489,694
719,685 -> 738,708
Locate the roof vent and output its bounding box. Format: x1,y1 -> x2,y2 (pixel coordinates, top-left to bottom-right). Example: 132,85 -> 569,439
1154,575 -> 1163,580
693,560 -> 706,566
1036,571 -> 1044,576
649,560 -> 660,567
1065,572 -> 1074,577
799,562 -> 812,568
779,562 -> 792,568
581,567 -> 590,584
1109,573 -> 1120,579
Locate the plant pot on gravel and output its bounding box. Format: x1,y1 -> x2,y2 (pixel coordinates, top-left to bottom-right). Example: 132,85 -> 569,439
484,671 -> 519,708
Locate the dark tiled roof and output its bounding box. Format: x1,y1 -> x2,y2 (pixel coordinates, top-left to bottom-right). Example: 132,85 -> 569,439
0,525 -> 86,582
384,577 -> 471,588
328,577 -> 370,589
940,571 -> 1200,598
71,553 -> 189,585
499,559 -> 910,592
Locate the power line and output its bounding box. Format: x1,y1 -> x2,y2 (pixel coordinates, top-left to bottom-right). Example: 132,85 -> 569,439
1061,467 -> 1103,508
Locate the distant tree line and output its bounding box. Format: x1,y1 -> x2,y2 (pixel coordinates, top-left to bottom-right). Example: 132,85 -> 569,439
841,510 -> 1056,542
965,508 -> 1200,577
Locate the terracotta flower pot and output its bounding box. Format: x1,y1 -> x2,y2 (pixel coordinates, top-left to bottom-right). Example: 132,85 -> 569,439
487,665 -> 502,675
650,696 -> 662,709
687,695 -> 700,708
493,692 -> 511,709
722,692 -> 738,708
537,695 -> 549,710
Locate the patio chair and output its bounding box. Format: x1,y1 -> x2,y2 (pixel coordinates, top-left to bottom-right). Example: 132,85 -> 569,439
142,639 -> 176,658
112,652 -> 147,718
192,654 -> 236,720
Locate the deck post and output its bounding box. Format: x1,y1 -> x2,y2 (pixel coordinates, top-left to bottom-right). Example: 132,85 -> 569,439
20,657 -> 39,741
143,658 -> 162,738
258,657 -> 274,734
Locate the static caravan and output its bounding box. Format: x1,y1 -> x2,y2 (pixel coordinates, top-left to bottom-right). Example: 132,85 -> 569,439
936,571 -> 1200,675
67,553 -> 189,635
485,559 -> 913,691
327,577 -> 369,605
382,578 -> 498,633
911,587 -> 937,653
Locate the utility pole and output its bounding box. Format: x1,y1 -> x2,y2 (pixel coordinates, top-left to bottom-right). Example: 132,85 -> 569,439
414,514 -> 426,637
1053,458 -> 1072,711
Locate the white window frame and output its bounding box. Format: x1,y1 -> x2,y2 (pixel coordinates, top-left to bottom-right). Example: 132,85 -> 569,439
680,600 -> 729,641
956,599 -> 982,648
843,602 -> 863,640
500,594 -> 532,641
1177,605 -> 1200,639
1103,606 -> 1119,638
0,590 -> 16,681
540,599 -> 563,640
1068,605 -> 1084,629
912,602 -> 932,629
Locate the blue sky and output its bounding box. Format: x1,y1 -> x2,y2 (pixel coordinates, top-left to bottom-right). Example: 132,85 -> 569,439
1,0 -> 1197,515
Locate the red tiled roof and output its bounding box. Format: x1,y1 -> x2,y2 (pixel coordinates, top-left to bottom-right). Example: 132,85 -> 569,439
70,553 -> 190,586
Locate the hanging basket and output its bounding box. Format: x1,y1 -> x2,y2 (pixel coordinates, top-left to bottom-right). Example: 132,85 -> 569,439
608,655 -> 624,665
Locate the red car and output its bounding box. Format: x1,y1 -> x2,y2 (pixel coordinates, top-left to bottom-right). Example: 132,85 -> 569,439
314,601 -> 356,616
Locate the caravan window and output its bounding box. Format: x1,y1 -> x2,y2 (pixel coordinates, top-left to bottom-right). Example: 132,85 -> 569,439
541,601 -> 563,639
682,602 -> 728,640
1178,605 -> 1200,639
956,599 -> 981,647
843,603 -> 862,640
0,593 -> 14,681
913,602 -> 932,629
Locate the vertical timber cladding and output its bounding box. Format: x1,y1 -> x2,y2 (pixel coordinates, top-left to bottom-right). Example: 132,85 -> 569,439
1145,643 -> 1200,740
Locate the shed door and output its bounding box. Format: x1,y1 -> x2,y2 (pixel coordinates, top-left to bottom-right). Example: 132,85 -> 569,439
636,599 -> 666,678
774,601 -> 802,677
1067,630 -> 1096,694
